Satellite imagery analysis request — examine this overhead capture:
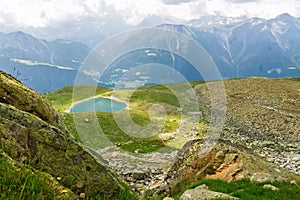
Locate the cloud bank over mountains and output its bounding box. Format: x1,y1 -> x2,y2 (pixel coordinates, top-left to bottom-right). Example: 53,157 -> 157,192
0,0 -> 298,30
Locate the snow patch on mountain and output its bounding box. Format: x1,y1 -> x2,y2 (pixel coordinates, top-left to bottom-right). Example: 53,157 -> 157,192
267,68 -> 282,74
271,20 -> 289,35
10,58 -> 75,70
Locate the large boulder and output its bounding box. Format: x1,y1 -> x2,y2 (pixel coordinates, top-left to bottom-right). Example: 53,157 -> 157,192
0,70 -> 132,199
179,184 -> 238,200
0,71 -> 59,127
160,139 -> 299,196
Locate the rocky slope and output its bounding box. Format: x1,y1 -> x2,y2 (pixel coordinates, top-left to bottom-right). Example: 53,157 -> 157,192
196,78 -> 300,175
0,70 -> 132,199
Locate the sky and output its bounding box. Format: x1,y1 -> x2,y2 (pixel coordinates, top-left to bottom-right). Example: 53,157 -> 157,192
0,0 -> 299,29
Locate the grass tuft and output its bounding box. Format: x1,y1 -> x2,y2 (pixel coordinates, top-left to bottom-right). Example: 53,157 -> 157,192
0,152 -> 67,199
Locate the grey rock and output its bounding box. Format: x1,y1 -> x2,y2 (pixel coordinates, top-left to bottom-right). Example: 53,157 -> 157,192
263,184 -> 279,191
163,197 -> 175,200
291,154 -> 300,162
197,184 -> 209,190
215,151 -> 225,159
290,180 -> 299,187
179,185 -> 238,200
132,171 -> 146,180
250,173 -> 275,183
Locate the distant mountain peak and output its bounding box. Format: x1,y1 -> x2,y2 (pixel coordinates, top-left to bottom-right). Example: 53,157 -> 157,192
11,30 -> 26,34
275,13 -> 294,21
8,31 -> 34,38
157,23 -> 195,37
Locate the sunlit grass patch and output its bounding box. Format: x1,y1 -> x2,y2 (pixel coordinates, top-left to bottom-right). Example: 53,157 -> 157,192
173,178 -> 300,200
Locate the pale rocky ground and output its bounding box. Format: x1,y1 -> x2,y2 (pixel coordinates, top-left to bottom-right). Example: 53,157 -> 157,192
97,146 -> 177,193
196,78 -> 300,175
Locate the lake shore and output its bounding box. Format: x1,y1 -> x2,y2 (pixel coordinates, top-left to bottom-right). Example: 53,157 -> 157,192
64,95 -> 128,113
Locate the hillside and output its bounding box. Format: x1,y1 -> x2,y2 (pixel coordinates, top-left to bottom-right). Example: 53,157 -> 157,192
44,77 -> 300,199
196,77 -> 300,175
0,70 -> 299,199
0,70 -> 135,199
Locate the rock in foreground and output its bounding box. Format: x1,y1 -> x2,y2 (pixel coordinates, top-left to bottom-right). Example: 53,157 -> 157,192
0,70 -> 131,199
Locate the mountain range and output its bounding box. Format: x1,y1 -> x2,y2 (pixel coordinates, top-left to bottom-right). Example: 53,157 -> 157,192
184,13 -> 300,78
0,31 -> 90,93
0,13 -> 299,93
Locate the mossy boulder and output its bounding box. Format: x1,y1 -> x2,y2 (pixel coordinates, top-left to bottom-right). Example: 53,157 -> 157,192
0,70 -> 132,199
0,71 -> 59,128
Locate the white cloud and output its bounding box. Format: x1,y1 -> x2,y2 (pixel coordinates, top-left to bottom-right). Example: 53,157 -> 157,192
0,1 -> 71,28
104,0 -> 207,24
0,0 -> 298,29
103,0 -> 300,24
225,0 -> 260,3
0,0 -> 105,28
204,0 -> 299,19
162,0 -> 198,4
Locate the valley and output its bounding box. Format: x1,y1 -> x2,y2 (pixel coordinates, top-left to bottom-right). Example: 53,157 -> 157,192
0,68 -> 300,199
1,2 -> 300,200
43,76 -> 300,198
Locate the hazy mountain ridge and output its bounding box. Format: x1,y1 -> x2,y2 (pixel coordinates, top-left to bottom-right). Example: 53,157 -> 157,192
0,31 -> 90,93
161,13 -> 300,78
0,31 -> 90,67
104,14 -> 300,87
0,14 -> 300,93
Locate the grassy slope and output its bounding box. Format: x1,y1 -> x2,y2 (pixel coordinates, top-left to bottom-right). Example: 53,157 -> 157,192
46,83 -> 206,153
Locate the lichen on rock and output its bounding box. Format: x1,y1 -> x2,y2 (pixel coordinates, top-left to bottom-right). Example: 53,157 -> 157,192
0,70 -> 132,199
0,71 -> 59,128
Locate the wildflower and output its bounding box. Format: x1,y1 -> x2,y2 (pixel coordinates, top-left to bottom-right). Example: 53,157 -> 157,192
76,181 -> 84,189
57,186 -> 63,191
79,193 -> 85,198
20,156 -> 27,163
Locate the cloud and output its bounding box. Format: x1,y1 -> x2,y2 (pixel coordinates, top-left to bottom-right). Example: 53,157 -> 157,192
205,0 -> 299,19
296,3 -> 300,17
162,0 -> 197,5
225,0 -> 260,3
104,0 -> 204,24
0,0 -> 80,28
0,0 -> 109,28
0,0 -> 298,31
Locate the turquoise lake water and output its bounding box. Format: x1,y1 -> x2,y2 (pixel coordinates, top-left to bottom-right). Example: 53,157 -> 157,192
69,97 -> 127,113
